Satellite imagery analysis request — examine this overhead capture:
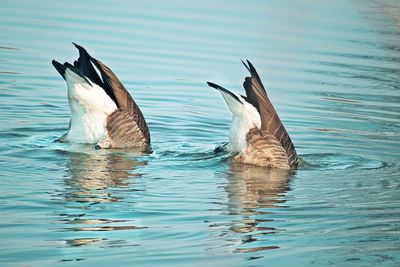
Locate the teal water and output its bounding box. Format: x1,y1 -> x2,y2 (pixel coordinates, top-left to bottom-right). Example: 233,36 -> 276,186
1,0 -> 400,266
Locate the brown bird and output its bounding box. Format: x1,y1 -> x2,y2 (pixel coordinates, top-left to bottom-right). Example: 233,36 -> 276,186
52,43 -> 150,149
207,60 -> 298,170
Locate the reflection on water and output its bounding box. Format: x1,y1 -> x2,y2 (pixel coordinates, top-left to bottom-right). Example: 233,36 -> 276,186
62,149 -> 145,203
225,163 -> 290,254
227,163 -> 291,212
57,149 -> 146,247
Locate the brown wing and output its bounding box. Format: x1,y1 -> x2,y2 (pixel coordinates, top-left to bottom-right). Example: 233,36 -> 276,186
91,59 -> 150,146
105,110 -> 149,148
242,60 -> 298,168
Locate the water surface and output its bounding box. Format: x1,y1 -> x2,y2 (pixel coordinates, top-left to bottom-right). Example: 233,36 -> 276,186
1,0 -> 400,266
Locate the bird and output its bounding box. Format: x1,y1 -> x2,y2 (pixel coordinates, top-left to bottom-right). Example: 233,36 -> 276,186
52,43 -> 150,149
207,60 -> 298,170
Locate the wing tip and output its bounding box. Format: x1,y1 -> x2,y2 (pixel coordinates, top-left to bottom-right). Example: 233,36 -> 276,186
241,59 -> 257,74
246,60 -> 257,74
72,42 -> 83,50
72,42 -> 93,60
241,59 -> 250,72
242,59 -> 265,91
241,59 -> 256,71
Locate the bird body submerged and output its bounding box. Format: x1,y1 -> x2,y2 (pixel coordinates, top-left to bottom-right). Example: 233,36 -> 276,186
208,61 -> 298,170
53,43 -> 150,149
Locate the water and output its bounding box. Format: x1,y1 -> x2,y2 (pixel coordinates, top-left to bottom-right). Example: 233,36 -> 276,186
1,0 -> 400,266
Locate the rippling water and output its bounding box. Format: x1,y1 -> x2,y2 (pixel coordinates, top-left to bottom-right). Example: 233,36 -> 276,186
1,0 -> 400,266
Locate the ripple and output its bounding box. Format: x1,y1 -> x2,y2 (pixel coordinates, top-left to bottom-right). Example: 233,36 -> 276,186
235,246 -> 280,253
63,225 -> 146,232
300,153 -> 387,171
0,46 -> 20,51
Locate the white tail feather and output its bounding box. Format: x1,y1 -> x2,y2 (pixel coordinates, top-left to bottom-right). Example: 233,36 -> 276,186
64,68 -> 117,144
218,89 -> 243,116
216,89 -> 261,153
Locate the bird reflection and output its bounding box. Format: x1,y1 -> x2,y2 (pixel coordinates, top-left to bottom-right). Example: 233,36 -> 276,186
63,148 -> 145,203
56,147 -> 146,247
225,162 -> 292,253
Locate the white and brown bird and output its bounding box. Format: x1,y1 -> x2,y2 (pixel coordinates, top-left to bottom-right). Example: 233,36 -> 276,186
52,43 -> 150,149
207,60 -> 298,170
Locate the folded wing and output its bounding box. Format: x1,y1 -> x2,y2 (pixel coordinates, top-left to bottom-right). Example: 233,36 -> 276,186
242,60 -> 298,168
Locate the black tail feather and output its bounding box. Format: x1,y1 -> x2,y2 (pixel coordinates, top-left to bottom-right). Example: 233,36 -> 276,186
72,42 -> 104,86
207,82 -> 243,104
72,43 -> 118,105
63,62 -> 92,85
52,60 -> 66,80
